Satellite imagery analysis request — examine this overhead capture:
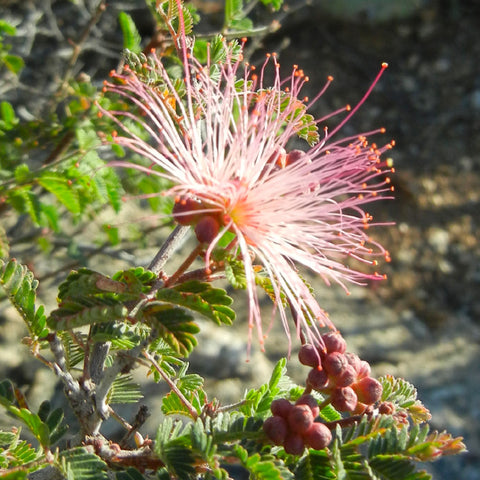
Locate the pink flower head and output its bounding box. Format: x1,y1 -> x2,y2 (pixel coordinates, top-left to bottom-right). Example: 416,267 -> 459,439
99,29 -> 394,353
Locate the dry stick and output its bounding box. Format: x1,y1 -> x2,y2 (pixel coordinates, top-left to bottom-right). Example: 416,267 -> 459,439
148,224 -> 190,275
142,350 -> 199,420
57,0 -> 107,97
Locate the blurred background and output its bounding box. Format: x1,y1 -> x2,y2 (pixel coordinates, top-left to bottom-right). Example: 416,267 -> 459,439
1,1 -> 479,478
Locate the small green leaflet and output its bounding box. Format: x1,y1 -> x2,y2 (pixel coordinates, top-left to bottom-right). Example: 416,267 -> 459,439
155,280 -> 235,326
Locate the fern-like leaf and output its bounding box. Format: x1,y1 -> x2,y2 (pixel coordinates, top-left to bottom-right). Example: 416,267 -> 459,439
380,375 -> 431,423
119,12 -> 142,54
115,467 -> 149,480
59,447 -> 108,480
38,171 -> 81,215
0,380 -> 50,448
155,280 -> 235,326
0,259 -> 48,338
154,417 -> 196,480
295,449 -> 335,480
0,429 -> 40,469
142,304 -> 199,356
107,375 -> 143,404
49,303 -> 129,330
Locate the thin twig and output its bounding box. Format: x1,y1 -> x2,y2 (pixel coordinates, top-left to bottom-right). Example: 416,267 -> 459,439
164,243 -> 203,287
148,224 -> 190,275
142,349 -> 199,420
57,0 -> 107,97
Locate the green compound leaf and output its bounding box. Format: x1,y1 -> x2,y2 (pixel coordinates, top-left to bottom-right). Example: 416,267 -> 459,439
115,467 -> 148,480
161,370 -> 206,418
155,280 -> 235,326
380,375 -> 432,424
7,187 -> 42,225
368,454 -> 430,480
38,171 -> 81,215
0,259 -> 49,338
49,268 -> 157,331
107,375 -> 143,405
142,304 -> 199,356
295,449 -> 335,480
337,414 -> 396,447
37,401 -> 69,446
0,381 -> 50,449
118,12 -> 142,54
0,428 -> 40,470
240,358 -> 292,417
224,257 -> 247,289
59,447 -> 108,480
243,452 -> 293,480
111,267 -> 157,295
49,303 -> 129,331
155,417 -> 196,480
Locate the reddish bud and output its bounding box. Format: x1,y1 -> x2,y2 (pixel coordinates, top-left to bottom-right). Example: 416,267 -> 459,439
298,344 -> 321,368
331,387 -> 358,412
378,401 -> 396,415
352,377 -> 383,405
334,364 -> 356,388
324,352 -> 348,377
194,216 -> 220,244
356,360 -> 371,379
322,332 -> 347,354
271,398 -> 293,418
345,352 -> 361,372
295,394 -> 320,418
283,434 -> 305,455
307,368 -> 329,391
172,197 -> 203,225
287,404 -> 314,434
303,422 -> 332,450
263,416 -> 288,445
285,149 -> 308,166
267,147 -> 287,168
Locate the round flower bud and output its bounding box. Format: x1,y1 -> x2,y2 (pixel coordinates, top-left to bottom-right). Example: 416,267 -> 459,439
334,364 -> 357,388
356,360 -> 372,379
307,368 -> 329,391
295,394 -> 320,419
331,387 -> 358,412
172,197 -> 203,225
345,352 -> 361,372
285,149 -> 308,166
194,215 -> 220,244
322,332 -> 347,354
298,344 -> 321,368
324,352 -> 349,377
283,434 -> 305,455
353,377 -> 383,405
271,398 -> 293,418
378,401 -> 396,415
263,416 -> 288,445
287,404 -> 314,434
303,422 -> 333,450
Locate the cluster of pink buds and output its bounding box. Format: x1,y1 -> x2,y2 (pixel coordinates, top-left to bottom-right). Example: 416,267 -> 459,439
263,395 -> 332,455
299,332 -> 383,414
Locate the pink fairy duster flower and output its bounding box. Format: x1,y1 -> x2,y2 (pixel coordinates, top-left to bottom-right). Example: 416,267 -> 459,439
98,33 -> 394,353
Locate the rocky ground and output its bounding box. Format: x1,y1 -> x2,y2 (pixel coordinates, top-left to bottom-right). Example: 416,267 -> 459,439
1,1 -> 479,479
